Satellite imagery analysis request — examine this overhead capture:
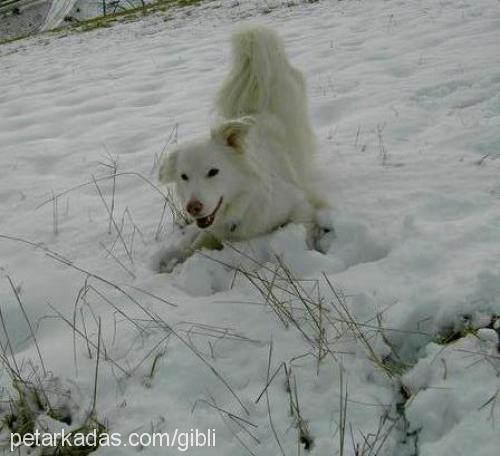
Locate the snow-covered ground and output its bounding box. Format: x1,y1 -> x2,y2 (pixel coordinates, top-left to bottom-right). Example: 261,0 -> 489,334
1,0 -> 500,454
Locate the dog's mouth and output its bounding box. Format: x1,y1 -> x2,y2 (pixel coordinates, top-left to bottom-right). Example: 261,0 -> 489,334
195,197 -> 223,229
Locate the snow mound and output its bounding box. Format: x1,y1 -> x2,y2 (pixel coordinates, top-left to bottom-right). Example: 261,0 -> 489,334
162,217 -> 389,296
402,332 -> 500,456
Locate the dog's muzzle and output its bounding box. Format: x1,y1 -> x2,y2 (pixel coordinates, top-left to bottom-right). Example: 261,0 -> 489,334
195,197 -> 223,229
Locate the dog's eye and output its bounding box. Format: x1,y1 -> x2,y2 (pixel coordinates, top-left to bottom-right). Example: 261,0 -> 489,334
181,173 -> 189,181
207,168 -> 219,178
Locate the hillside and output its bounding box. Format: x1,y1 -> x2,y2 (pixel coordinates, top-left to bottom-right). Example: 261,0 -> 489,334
1,1 -> 499,454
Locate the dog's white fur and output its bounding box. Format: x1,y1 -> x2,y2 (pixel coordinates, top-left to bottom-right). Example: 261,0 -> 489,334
158,25 -> 332,271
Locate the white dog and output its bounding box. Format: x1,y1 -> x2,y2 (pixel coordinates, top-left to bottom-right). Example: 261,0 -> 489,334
158,25 -> 333,271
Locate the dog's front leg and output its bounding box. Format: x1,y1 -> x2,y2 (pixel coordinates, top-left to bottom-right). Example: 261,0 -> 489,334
156,224 -> 201,272
290,199 -> 335,253
313,209 -> 336,253
190,231 -> 223,251
289,200 -> 317,249
156,225 -> 223,273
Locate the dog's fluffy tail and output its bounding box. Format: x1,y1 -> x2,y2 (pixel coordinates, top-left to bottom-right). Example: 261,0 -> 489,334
216,24 -> 298,117
216,25 -> 318,187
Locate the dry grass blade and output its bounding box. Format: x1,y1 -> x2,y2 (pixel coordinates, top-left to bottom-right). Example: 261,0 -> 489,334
98,150 -> 119,235
88,285 -> 144,333
274,256 -> 339,363
80,308 -> 93,359
6,275 -> 47,378
255,361 -> 285,404
193,398 -> 257,429
11,232 -> 249,415
92,175 -> 133,263
196,394 -> 258,456
49,304 -> 130,377
154,198 -> 169,241
125,284 -> 177,308
323,274 -> 392,378
338,368 -> 348,456
89,317 -> 102,418
100,242 -> 136,279
265,341 -> 286,456
72,281 -> 89,376
147,309 -> 249,416
16,243 -> 247,413
198,250 -> 343,366
284,369 -> 314,453
37,171 -> 188,225
371,413 -> 401,456
0,300 -> 21,379
130,335 -> 169,375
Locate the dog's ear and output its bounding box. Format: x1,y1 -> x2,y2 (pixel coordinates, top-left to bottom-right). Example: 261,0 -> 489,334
159,149 -> 179,184
211,116 -> 254,152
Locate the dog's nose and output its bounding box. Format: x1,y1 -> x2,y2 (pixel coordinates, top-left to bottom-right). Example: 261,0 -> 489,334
186,199 -> 203,216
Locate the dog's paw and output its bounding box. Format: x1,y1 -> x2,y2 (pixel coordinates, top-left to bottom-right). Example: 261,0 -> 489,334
159,255 -> 181,273
311,210 -> 336,253
314,225 -> 336,253
152,246 -> 185,273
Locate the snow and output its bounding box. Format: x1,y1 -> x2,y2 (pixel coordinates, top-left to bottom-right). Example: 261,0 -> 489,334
1,0 -> 500,454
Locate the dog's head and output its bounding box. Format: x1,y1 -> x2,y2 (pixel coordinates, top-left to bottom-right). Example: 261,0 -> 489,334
159,116 -> 255,230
